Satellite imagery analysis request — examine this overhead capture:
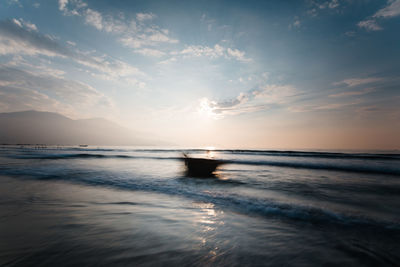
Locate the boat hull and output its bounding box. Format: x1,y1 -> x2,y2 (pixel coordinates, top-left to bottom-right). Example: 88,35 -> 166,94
184,157 -> 222,177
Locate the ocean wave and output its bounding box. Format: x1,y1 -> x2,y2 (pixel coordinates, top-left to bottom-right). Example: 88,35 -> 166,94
6,151 -> 400,176
3,146 -> 400,160
9,153 -> 182,161
2,169 -> 399,231
224,159 -> 400,176
218,150 -> 400,161
207,193 -> 400,230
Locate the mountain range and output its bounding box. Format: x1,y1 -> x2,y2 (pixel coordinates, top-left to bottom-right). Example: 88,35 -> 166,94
0,110 -> 161,146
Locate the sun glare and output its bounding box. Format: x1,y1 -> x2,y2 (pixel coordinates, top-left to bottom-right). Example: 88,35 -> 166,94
198,98 -> 220,120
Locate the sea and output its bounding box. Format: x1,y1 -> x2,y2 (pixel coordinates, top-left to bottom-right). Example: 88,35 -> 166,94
0,146 -> 399,266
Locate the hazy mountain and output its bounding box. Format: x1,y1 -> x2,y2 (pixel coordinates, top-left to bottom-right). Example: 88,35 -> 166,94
0,110 -> 162,145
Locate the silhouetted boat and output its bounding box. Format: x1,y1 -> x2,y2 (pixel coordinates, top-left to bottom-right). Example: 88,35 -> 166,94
79,144 -> 88,147
183,153 -> 223,177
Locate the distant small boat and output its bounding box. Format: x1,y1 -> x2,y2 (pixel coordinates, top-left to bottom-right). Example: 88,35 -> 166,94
79,144 -> 88,147
183,153 -> 223,177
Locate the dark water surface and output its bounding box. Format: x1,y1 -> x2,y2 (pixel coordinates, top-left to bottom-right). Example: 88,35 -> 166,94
0,146 -> 399,266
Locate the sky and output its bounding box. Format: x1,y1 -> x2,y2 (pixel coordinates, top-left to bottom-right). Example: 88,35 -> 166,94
0,0 -> 399,149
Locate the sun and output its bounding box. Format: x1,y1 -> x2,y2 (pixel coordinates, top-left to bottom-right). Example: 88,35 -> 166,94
198,98 -> 220,119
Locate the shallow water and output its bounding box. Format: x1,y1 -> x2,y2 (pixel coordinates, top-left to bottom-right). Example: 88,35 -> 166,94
0,146 -> 399,266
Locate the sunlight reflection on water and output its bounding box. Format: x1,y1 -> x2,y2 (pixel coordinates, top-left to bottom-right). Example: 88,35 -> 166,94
191,201 -> 227,261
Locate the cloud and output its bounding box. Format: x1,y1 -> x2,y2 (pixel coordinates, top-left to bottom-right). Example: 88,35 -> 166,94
0,65 -> 106,103
11,18 -> 37,31
357,19 -> 382,31
76,56 -> 143,80
59,0 -> 87,15
66,40 -> 76,46
328,0 -> 339,9
0,19 -> 72,57
358,0 -> 400,31
85,8 -> 103,30
251,84 -> 297,103
0,85 -> 62,113
307,0 -> 340,16
345,31 -> 356,37
157,57 -> 177,65
374,0 -> 400,18
136,13 -> 156,21
59,0 -> 68,11
198,84 -> 297,118
59,0 -> 178,52
11,18 -> 22,27
179,44 -> 224,58
198,94 -> 250,119
0,19 -> 143,80
328,76 -> 384,99
313,101 -> 361,110
289,17 -> 301,29
329,88 -> 375,98
119,29 -> 178,49
0,65 -> 112,116
227,48 -> 251,62
7,0 -> 22,7
6,55 -> 66,78
333,77 -> 382,87
134,48 -> 165,57
177,44 -> 251,62
289,100 -> 362,113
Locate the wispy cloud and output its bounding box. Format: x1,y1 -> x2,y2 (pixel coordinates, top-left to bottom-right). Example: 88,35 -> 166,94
7,0 -> 22,7
357,19 -> 383,31
134,48 -> 165,57
328,77 -> 380,98
329,88 -> 375,98
321,0 -> 339,9
374,0 -> 400,18
226,48 -> 251,62
119,29 -> 178,49
307,0 -> 340,16
313,101 -> 362,110
84,8 -> 103,30
12,18 -> 37,31
0,19 -> 143,81
0,19 -> 71,57
66,40 -> 76,46
198,84 -> 297,118
175,44 -> 251,62
333,77 -> 382,87
157,57 -> 177,65
136,12 -> 156,22
58,0 -> 68,11
7,55 -> 66,78
0,65 -> 112,116
358,0 -> 400,31
0,85 -> 61,113
289,100 -> 363,113
289,17 -> 301,29
179,44 -> 224,58
251,84 -> 297,104
59,0 -> 178,53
